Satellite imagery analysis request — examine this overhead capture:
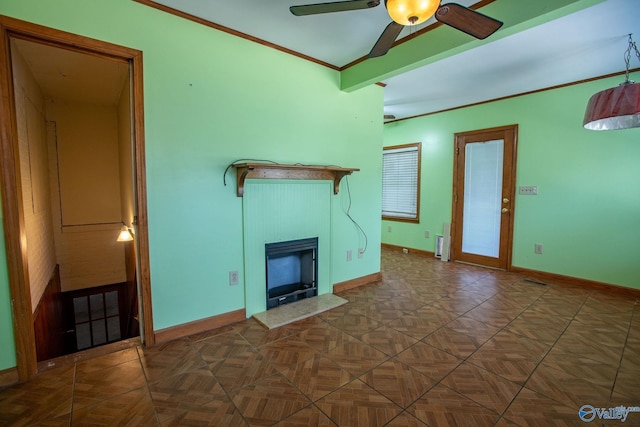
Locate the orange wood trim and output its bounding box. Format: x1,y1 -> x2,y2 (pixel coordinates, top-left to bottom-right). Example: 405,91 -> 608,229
37,337 -> 141,374
0,14 -> 154,377
0,17 -> 38,381
381,243 -> 436,258
154,309 -> 246,344
387,68 -> 640,123
382,216 -> 420,224
130,49 -> 155,347
133,0 -> 339,71
0,15 -> 141,59
450,125 -> 518,271
0,367 -> 19,388
333,272 -> 382,293
511,266 -> 640,298
232,163 -> 359,197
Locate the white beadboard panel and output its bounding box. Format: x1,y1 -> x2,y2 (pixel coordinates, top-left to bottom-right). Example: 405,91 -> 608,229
12,47 -> 57,312
57,226 -> 126,291
243,180 -> 332,317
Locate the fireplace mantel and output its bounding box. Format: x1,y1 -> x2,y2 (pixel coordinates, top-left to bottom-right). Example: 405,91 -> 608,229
232,163 -> 359,197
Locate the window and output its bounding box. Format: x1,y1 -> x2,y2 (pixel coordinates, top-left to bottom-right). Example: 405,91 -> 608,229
382,142 -> 421,222
70,286 -> 124,350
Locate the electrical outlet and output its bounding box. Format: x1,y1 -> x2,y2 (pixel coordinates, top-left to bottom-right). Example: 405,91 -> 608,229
229,271 -> 239,286
402,248 -> 409,254
346,250 -> 352,262
388,225 -> 392,232
534,244 -> 543,254
358,248 -> 364,258
424,230 -> 430,238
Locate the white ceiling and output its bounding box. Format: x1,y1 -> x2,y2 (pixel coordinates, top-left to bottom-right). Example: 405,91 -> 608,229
154,0 -> 640,120
154,0 -> 480,67
10,0 -> 640,120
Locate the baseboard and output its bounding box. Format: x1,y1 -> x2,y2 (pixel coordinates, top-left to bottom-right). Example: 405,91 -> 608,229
0,367 -> 19,387
511,266 -> 640,298
381,243 -> 436,258
381,243 -> 639,297
154,308 -> 246,344
333,272 -> 382,293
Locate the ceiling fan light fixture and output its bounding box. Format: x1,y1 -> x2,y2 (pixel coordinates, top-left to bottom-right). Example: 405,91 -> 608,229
584,34 -> 640,131
385,0 -> 439,26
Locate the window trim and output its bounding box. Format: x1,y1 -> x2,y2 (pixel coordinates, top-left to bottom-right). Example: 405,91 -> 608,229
382,142 -> 421,223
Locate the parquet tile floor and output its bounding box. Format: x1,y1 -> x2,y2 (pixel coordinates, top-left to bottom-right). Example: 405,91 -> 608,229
1,249 -> 639,426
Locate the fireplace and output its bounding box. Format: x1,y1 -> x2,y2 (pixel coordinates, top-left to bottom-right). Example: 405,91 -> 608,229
265,237 -> 318,309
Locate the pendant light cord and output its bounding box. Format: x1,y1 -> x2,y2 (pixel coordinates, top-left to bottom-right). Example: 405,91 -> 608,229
624,34 -> 640,83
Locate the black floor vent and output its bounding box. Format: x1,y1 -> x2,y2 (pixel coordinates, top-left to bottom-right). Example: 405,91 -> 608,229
522,278 -> 548,286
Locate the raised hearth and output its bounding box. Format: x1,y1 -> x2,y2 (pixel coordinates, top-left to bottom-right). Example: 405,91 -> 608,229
253,294 -> 347,329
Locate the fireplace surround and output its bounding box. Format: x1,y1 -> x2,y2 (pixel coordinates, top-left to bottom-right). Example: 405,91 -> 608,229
265,237 -> 318,309
242,180 -> 332,316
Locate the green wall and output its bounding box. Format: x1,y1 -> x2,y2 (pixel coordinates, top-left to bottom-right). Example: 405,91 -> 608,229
0,198 -> 16,369
383,72 -> 640,289
0,0 -> 382,370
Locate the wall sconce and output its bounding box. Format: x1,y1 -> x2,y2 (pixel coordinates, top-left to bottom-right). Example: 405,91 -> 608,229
583,34 -> 640,131
116,224 -> 134,242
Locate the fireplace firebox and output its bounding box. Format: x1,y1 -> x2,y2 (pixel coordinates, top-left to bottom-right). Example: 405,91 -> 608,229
265,237 -> 318,309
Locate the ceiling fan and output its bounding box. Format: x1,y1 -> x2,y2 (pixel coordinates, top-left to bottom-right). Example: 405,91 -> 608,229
290,0 -> 503,58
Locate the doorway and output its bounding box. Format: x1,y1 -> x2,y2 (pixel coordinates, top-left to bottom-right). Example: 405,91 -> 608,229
0,15 -> 154,381
451,125 -> 518,270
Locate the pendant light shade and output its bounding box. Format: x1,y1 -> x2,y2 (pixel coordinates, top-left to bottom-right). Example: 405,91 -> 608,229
385,0 -> 439,26
583,34 -> 640,131
583,82 -> 640,130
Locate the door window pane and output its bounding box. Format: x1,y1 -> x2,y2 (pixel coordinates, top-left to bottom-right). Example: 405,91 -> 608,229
92,320 -> 107,345
90,294 -> 104,319
462,139 -> 503,258
76,323 -> 91,350
105,291 -> 119,317
73,297 -> 89,323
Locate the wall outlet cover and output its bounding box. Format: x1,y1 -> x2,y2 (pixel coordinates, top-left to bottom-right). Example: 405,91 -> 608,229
229,271 -> 239,285
519,185 -> 538,195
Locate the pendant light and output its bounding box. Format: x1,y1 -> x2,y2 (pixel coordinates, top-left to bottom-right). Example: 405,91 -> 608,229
583,34 -> 640,131
385,0 -> 440,26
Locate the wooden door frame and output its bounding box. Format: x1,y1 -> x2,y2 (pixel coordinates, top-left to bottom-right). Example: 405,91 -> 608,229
0,15 -> 154,381
450,124 -> 518,270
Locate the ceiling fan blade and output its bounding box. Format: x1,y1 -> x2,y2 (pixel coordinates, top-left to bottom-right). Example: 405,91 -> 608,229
368,21 -> 404,58
290,0 -> 379,16
435,3 -> 503,39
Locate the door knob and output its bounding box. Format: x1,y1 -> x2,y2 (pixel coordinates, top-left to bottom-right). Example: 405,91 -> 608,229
501,208 -> 509,213
503,198 -> 509,204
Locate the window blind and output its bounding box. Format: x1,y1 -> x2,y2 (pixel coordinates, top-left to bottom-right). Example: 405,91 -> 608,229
382,144 -> 419,219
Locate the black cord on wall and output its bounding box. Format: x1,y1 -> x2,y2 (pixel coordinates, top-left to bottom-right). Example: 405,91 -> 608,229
223,159 -> 368,254
343,176 -> 368,254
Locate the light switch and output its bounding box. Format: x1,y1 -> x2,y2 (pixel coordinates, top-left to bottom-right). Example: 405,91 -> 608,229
519,186 -> 538,195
